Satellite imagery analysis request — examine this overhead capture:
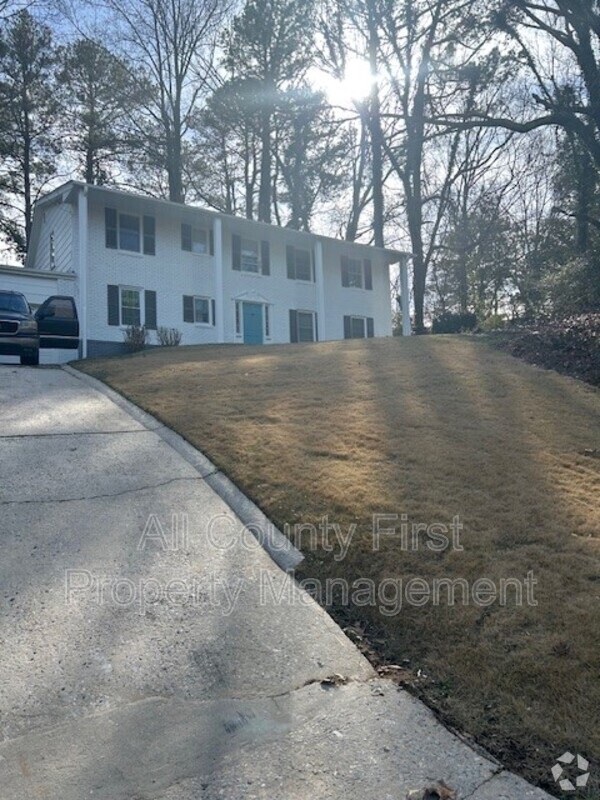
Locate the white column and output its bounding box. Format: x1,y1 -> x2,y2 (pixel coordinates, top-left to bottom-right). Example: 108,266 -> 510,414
213,217 -> 225,343
78,186 -> 88,358
314,240 -> 326,341
400,256 -> 411,337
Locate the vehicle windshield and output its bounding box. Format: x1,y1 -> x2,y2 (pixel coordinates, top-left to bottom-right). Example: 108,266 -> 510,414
0,292 -> 29,314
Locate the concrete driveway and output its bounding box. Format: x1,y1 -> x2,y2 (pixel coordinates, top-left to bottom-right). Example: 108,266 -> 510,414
0,365 -> 552,799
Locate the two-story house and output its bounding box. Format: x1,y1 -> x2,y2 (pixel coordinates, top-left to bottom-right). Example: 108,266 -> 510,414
14,181 -> 411,359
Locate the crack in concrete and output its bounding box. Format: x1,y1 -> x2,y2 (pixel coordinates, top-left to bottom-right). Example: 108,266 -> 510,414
0,474 -> 219,506
462,766 -> 505,799
0,429 -> 156,439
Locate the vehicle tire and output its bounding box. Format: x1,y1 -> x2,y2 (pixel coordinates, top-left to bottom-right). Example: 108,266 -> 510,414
21,350 -> 39,366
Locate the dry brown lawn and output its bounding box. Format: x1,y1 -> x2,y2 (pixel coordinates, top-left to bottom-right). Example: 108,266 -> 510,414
76,336 -> 600,794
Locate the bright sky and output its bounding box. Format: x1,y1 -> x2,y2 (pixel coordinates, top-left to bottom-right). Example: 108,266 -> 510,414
314,58 -> 377,108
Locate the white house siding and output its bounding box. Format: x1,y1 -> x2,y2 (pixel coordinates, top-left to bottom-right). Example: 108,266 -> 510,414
219,218 -> 392,345
35,199 -> 74,273
85,197 -> 219,356
220,219 -> 321,345
26,182 -> 403,357
321,238 -> 393,341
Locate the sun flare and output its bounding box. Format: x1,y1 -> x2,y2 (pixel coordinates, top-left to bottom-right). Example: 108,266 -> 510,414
317,59 -> 378,106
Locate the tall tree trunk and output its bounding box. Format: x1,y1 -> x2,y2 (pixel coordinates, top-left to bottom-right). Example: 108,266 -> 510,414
258,103 -> 272,222
576,151 -> 593,253
22,84 -> 32,250
169,107 -> 184,203
368,6 -> 384,247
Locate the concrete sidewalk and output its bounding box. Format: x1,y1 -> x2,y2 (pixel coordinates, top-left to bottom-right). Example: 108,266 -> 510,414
0,365 -> 552,799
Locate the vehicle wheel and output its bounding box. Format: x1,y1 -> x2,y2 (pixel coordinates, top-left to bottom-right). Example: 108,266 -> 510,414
21,350 -> 39,366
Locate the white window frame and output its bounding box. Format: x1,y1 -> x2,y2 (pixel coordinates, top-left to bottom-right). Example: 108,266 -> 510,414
182,223 -> 209,255
117,212 -> 142,254
349,315 -> 366,339
241,237 -> 260,273
296,309 -> 317,342
193,295 -> 212,326
119,285 -> 143,327
287,245 -> 313,282
346,258 -> 364,289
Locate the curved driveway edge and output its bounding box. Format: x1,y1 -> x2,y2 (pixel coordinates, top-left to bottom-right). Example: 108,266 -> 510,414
0,365 -> 554,799
63,364 -> 304,573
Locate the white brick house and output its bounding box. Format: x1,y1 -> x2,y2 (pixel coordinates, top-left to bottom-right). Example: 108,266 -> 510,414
23,181 -> 411,358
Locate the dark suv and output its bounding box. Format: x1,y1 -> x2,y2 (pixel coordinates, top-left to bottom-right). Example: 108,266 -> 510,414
0,291 -> 80,365
0,290 -> 39,364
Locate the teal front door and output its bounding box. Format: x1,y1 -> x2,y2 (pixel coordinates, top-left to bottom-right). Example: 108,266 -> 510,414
242,302 -> 264,344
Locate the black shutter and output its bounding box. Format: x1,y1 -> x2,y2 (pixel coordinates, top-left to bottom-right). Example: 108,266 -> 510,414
183,295 -> 194,323
181,223 -> 192,251
145,290 -> 157,330
143,216 -> 155,255
232,234 -> 241,270
107,284 -> 120,326
105,208 -> 117,249
261,240 -> 270,275
211,298 -> 216,326
286,245 -> 295,279
343,315 -> 352,339
311,249 -> 316,282
341,255 -> 350,287
209,228 -> 214,256
314,313 -> 318,342
367,317 -> 375,338
364,259 -> 372,290
289,310 -> 298,343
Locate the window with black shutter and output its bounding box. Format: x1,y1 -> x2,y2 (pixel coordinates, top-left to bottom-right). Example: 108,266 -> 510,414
105,209 -> 117,249
145,290 -> 157,329
107,284 -> 119,325
289,309 -> 316,342
143,216 -> 155,256
286,245 -> 313,281
183,294 -> 213,324
364,259 -> 372,290
182,223 -> 209,254
343,315 -> 369,339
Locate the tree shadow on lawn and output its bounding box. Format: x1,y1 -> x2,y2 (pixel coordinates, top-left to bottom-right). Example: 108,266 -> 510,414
76,338 -> 600,793
347,336 -> 600,791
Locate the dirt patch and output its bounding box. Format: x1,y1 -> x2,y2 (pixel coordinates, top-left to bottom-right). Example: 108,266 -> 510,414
75,336 -> 600,795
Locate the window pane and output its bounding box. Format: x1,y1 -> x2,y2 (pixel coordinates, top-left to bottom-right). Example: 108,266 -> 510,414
194,297 -> 210,323
298,312 -> 314,342
192,228 -> 208,254
122,306 -> 141,326
347,258 -> 363,288
47,298 -> 74,320
121,289 -> 141,326
241,238 -> 259,272
295,249 -> 312,281
351,317 -> 365,338
119,214 -> 140,252
121,289 -> 140,308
